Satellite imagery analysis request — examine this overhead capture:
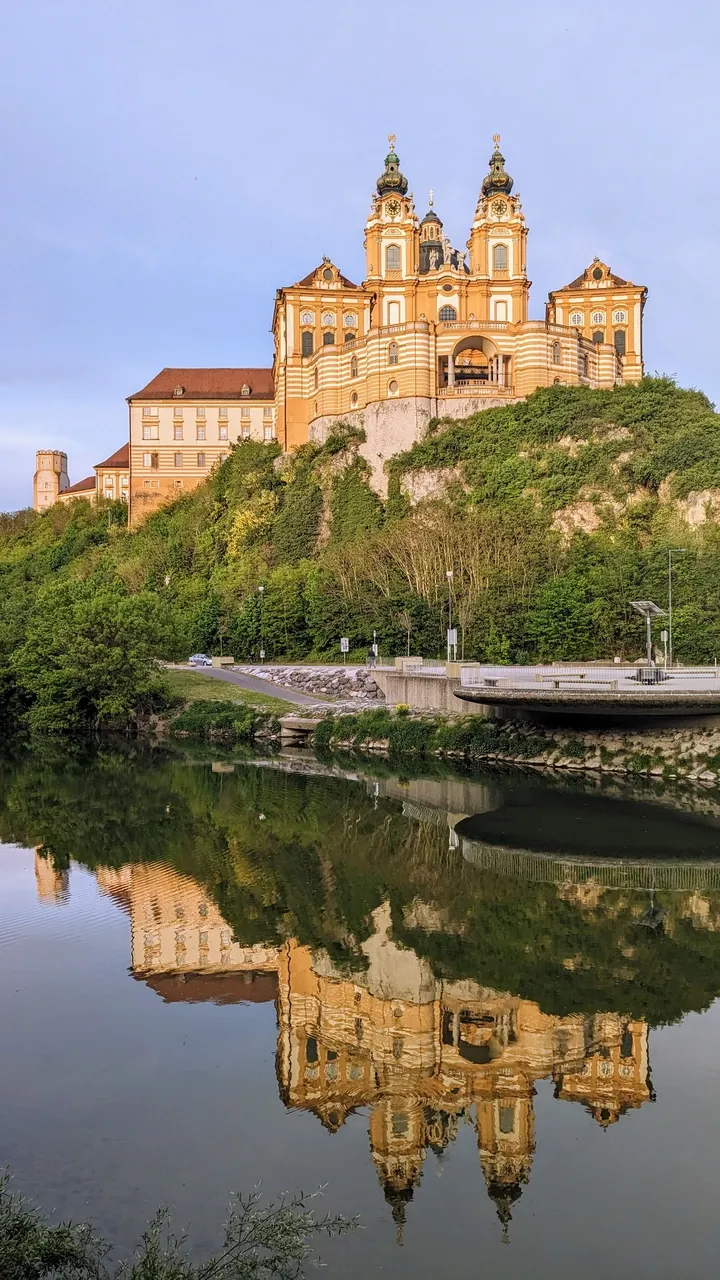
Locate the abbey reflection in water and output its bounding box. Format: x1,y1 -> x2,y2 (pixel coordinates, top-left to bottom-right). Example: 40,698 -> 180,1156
40,854 -> 653,1235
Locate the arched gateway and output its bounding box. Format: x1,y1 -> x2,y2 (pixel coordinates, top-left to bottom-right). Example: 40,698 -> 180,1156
441,336 -> 511,390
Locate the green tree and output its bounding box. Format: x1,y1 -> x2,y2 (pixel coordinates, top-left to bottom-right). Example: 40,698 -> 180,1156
11,581 -> 175,733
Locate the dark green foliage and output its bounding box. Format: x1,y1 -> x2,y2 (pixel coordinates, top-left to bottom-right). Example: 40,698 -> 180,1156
10,580 -> 175,734
315,711 -> 549,761
171,699 -> 276,740
273,477 -> 323,565
329,458 -> 383,543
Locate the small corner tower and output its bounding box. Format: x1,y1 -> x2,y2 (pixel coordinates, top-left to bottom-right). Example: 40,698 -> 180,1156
365,136 -> 419,325
33,449 -> 69,511
467,136 -> 529,326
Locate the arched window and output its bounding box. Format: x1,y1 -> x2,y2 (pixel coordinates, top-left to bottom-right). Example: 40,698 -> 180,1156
592,329 -> 604,345
350,356 -> 358,379
614,329 -> 627,356
388,341 -> 399,365
493,243 -> 508,271
494,300 -> 508,322
582,354 -> 589,377
591,310 -> 605,325
385,244 -> 401,271
570,311 -> 583,327
301,330 -> 313,357
300,310 -> 314,326
350,391 -> 358,407
438,305 -> 457,322
344,331 -> 356,343
387,300 -> 400,325
552,341 -> 561,364
313,367 -> 319,389
322,331 -> 335,345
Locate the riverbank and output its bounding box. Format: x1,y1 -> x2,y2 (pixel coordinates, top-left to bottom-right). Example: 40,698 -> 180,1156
311,707 -> 720,784
137,673 -> 720,783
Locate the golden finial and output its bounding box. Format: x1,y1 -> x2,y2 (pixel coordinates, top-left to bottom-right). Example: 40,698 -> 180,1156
493,133 -> 501,149
388,132 -> 396,150
428,188 -> 434,208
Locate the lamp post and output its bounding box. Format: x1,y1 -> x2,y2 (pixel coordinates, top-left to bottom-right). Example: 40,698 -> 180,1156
446,569 -> 454,662
667,548 -> 686,669
258,585 -> 265,661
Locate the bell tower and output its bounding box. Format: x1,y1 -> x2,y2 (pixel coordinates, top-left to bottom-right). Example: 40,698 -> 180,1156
364,136 -> 418,328
467,137 -> 530,326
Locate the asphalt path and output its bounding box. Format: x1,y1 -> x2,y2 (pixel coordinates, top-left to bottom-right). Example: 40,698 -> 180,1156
176,665 -> 328,707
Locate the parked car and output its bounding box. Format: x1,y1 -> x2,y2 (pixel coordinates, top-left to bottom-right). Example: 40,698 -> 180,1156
188,653 -> 213,667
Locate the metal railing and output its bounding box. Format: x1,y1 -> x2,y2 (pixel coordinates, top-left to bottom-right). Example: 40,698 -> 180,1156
459,663 -> 720,692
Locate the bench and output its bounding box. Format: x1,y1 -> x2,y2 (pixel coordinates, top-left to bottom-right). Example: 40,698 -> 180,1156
537,676 -> 618,690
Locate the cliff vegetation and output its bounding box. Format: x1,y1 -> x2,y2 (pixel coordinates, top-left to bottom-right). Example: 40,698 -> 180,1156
3,379 -> 720,730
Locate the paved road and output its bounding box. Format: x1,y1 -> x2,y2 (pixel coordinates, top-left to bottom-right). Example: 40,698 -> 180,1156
177,665 -> 328,707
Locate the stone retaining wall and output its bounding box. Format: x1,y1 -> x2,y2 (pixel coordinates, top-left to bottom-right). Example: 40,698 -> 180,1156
232,664 -> 384,702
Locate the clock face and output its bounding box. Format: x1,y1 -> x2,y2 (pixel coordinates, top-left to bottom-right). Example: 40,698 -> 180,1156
491,199 -> 506,216
385,199 -> 401,217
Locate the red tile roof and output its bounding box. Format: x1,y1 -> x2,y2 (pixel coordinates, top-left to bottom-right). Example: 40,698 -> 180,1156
138,971 -> 279,1005
128,368 -> 274,401
63,476 -> 96,494
556,266 -> 630,291
94,443 -> 129,470
295,264 -> 360,289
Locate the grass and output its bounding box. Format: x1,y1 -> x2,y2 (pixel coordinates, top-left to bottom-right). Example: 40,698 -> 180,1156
163,668 -> 289,715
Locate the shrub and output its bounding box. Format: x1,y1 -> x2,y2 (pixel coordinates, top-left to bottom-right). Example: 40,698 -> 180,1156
171,700 -> 273,741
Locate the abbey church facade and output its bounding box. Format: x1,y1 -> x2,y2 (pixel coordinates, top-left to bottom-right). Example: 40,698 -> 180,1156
273,136 -> 646,486
34,138 -> 647,522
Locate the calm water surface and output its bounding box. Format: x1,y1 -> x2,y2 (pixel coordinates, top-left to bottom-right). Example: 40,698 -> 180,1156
2,744 -> 720,1277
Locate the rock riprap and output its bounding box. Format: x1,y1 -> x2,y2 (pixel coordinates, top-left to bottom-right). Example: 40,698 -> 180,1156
232,664 -> 384,703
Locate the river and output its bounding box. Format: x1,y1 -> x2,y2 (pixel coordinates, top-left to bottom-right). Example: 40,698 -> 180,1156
2,741 -> 720,1277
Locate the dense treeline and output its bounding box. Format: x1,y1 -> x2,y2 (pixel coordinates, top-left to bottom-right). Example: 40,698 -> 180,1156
2,741 -> 720,1024
3,379 -> 720,730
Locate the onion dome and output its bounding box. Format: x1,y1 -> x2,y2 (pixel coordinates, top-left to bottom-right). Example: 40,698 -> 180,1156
481,134 -> 514,198
377,133 -> 409,197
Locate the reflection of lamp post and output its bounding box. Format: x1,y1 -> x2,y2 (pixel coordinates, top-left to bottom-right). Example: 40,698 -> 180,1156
258,585 -> 265,661
668,548 -> 686,668
630,600 -> 665,669
446,569 -> 454,662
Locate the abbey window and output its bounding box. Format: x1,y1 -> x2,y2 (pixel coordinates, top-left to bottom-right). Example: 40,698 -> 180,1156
385,244 -> 401,272
301,330 -> 313,357
388,341 -> 398,365
492,243 -> 508,272
552,341 -> 561,364
439,305 -> 457,322
614,329 -> 626,356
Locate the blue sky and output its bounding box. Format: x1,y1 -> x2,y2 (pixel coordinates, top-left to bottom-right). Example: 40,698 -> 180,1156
1,0 -> 718,510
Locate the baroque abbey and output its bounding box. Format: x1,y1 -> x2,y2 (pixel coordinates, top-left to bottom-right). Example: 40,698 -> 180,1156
34,137 -> 647,523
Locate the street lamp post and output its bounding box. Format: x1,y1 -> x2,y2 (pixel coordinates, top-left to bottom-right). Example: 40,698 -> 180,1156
667,548 -> 686,669
446,569 -> 454,662
258,585 -> 265,661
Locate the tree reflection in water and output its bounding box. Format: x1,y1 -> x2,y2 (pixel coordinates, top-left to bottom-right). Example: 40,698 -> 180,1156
4,741 -> 720,1234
